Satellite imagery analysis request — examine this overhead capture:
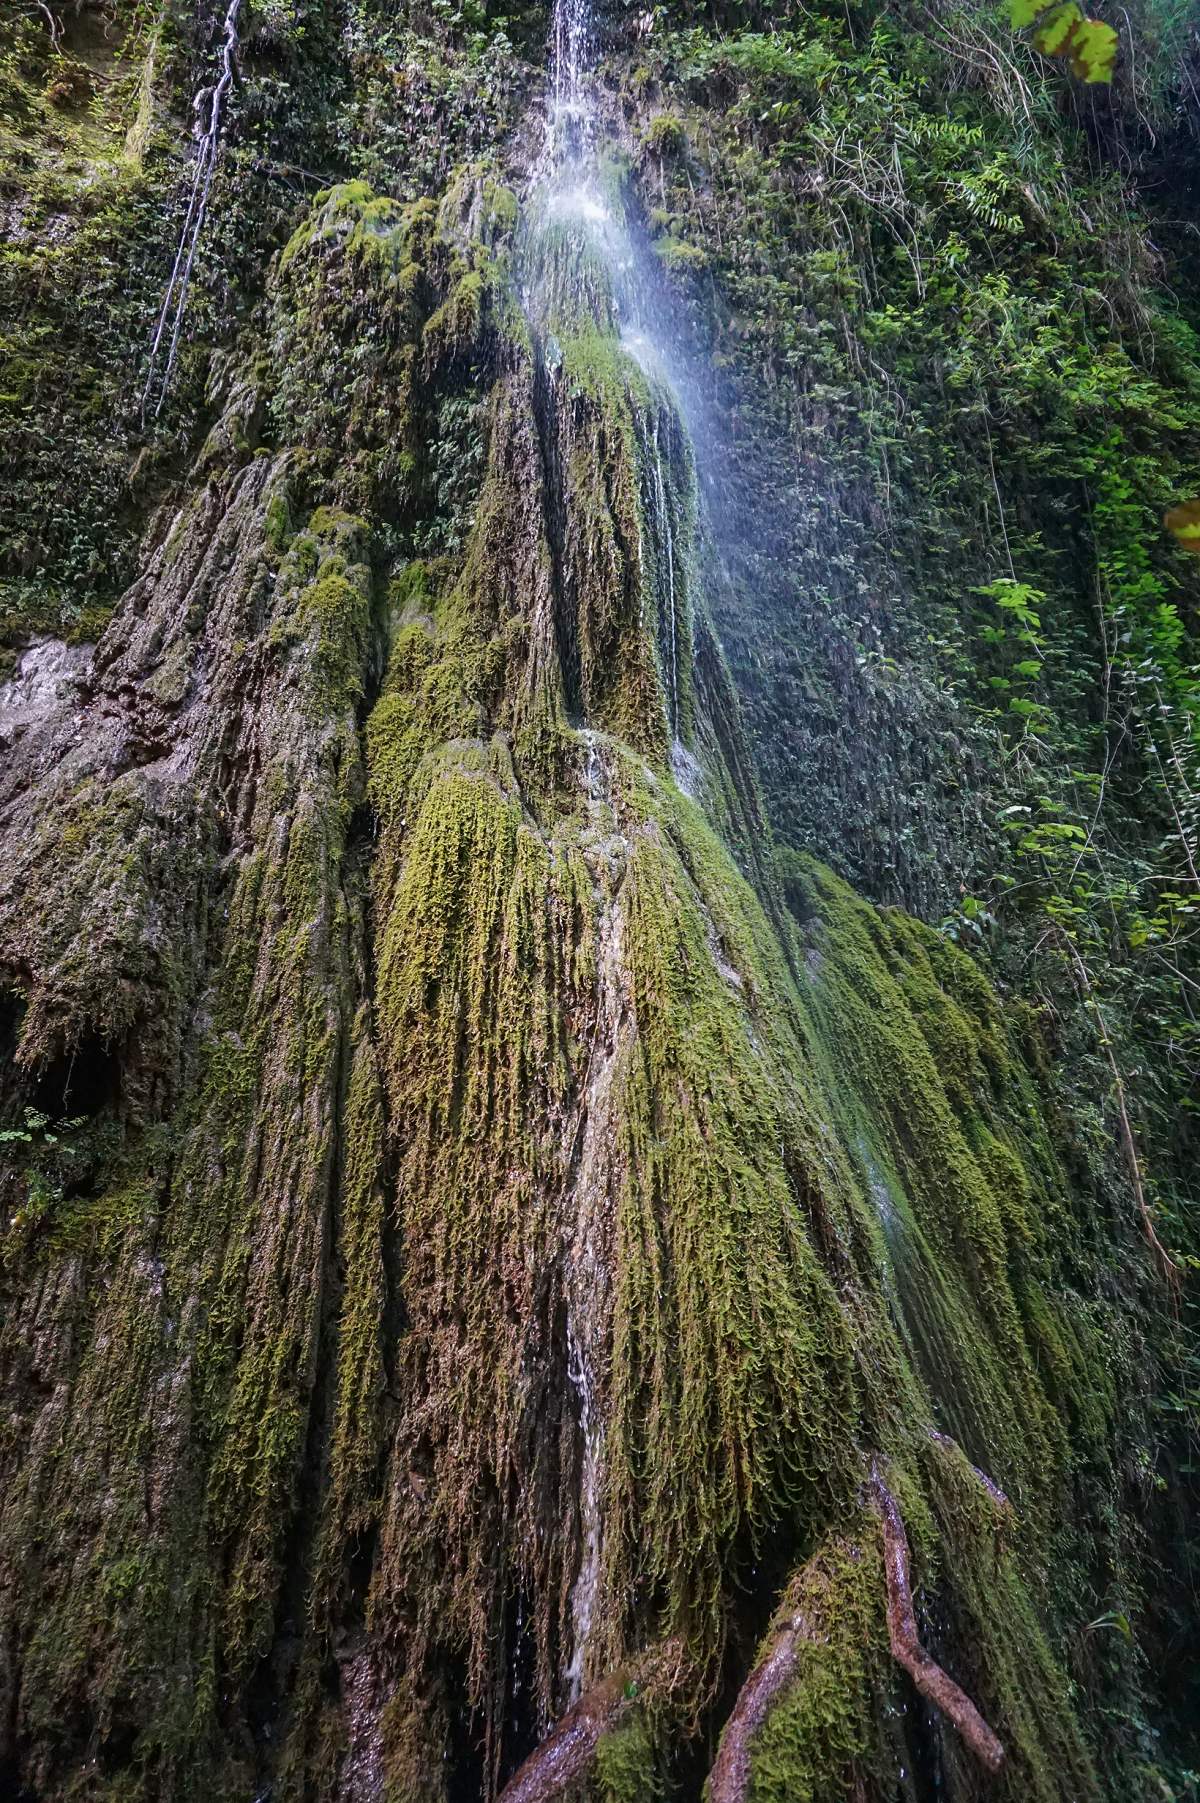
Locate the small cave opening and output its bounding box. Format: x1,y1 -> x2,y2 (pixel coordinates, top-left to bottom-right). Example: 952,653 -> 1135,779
0,1754 -> 37,1803
0,989 -> 23,1097
29,1031 -> 122,1125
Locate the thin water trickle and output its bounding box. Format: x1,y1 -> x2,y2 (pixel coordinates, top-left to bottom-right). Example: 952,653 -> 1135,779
560,730 -> 626,1697
141,0 -> 243,418
536,0 -> 616,1687
564,1309 -> 603,1697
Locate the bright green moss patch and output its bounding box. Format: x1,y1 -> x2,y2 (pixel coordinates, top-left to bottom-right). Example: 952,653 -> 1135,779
272,506 -> 373,724
594,1707 -> 663,1803
653,236 -> 709,276
786,853 -> 1073,1512
371,753 -> 581,1700
606,787 -> 860,1660
914,1431 -> 1102,1803
280,180 -> 414,275
423,267 -> 490,371
641,114 -> 687,158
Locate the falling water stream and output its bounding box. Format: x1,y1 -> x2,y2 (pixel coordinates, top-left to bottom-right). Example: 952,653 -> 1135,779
531,0 -> 699,1696
533,0 -> 693,749
650,414 -> 681,737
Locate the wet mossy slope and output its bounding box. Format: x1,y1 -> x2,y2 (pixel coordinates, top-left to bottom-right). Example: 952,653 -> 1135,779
0,3 -> 1197,1801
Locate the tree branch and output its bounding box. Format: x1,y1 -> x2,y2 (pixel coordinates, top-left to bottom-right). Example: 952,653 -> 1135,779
36,1 -> 64,48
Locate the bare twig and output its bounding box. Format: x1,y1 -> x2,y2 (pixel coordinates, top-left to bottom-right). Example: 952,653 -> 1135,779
36,1 -> 64,48
927,1429 -> 1013,1571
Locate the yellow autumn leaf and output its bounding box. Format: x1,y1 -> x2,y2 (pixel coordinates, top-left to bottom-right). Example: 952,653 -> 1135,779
1016,0 -> 1117,81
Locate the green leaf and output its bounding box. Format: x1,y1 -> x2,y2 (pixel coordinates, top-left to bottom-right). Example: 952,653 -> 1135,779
1085,1610 -> 1133,1641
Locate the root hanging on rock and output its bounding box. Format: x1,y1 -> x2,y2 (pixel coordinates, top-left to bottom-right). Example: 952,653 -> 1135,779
870,1461 -> 1006,1775
497,1674 -> 628,1803
497,1643 -> 682,1803
706,1605 -> 821,1803
927,1427 -> 1014,1570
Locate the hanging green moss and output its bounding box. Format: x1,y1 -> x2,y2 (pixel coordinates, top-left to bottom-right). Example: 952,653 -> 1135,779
370,750 -> 584,1717
783,854 -> 1077,1512
593,1707 -> 664,1803
913,1431 -> 1102,1803
604,776 -> 861,1662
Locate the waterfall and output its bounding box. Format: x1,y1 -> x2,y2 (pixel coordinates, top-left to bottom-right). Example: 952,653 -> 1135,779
543,0 -> 606,1696
551,0 -> 589,122
533,0 -> 694,741
533,0 -> 703,1695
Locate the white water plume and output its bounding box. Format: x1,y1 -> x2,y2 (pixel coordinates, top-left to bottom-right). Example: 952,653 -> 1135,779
551,0 -> 589,116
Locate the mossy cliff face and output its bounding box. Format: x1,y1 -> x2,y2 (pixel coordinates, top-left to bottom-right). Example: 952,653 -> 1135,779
0,4 -> 1194,1801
